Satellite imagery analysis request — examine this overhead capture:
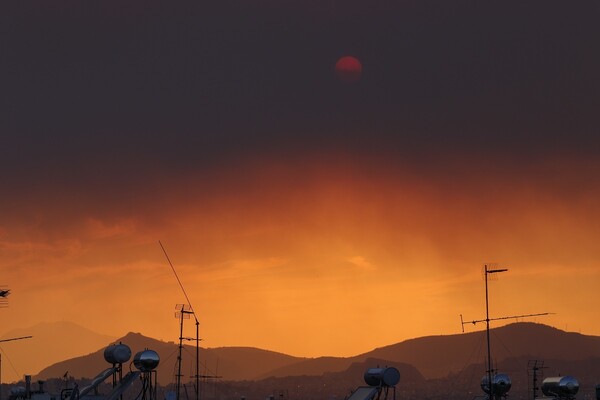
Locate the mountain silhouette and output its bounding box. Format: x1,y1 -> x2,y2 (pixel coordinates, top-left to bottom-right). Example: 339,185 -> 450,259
263,323 -> 600,379
364,322 -> 600,379
35,332 -> 302,386
33,323 -> 600,387
0,321 -> 116,383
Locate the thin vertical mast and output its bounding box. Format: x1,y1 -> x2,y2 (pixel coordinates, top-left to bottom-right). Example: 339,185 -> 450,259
484,265 -> 508,400
485,264 -> 492,400
160,242 -> 200,400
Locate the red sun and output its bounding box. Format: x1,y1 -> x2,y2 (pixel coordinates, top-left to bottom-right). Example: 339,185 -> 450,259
335,56 -> 362,83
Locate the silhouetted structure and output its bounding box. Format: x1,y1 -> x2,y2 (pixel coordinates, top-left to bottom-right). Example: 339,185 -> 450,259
346,367 -> 400,400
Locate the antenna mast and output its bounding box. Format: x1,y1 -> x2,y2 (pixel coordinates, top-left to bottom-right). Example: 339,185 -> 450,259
1,287 -> 34,400
460,264 -> 551,400
160,242 -> 200,400
485,264 -> 507,400
0,335 -> 33,400
0,287 -> 9,308
528,360 -> 546,400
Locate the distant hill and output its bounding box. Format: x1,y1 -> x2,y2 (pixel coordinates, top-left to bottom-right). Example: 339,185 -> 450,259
36,332 -> 303,385
0,321 -> 116,383
260,323 -> 600,379
33,323 -> 600,388
364,322 -> 600,378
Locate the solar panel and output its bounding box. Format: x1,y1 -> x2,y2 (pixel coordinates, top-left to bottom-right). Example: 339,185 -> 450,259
347,387 -> 380,400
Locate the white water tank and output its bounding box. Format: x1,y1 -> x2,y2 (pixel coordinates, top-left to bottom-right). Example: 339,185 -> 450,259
364,367 -> 400,387
104,344 -> 132,364
133,349 -> 160,372
542,376 -> 579,398
481,373 -> 512,395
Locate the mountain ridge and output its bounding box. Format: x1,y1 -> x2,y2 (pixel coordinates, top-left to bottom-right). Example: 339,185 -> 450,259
35,331 -> 302,385
1,321 -> 116,383
260,322 -> 600,379
31,322 -> 600,385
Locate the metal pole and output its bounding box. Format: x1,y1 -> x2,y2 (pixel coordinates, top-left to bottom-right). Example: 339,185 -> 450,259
485,264 -> 493,400
532,364 -> 537,400
177,306 -> 185,400
484,265 -> 508,400
196,320 -> 199,400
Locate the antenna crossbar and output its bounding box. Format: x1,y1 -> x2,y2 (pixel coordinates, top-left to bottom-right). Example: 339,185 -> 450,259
0,336 -> 33,343
460,312 -> 554,332
460,265 -> 553,400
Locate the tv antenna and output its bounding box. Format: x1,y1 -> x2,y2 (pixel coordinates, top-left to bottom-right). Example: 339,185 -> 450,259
460,311 -> 553,333
460,264 -> 551,400
0,287 -> 10,308
0,335 -> 33,400
527,360 -> 547,400
160,242 -> 201,400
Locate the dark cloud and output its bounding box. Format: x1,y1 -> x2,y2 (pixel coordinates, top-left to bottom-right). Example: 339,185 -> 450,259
1,0 -> 599,195
2,1 -> 600,356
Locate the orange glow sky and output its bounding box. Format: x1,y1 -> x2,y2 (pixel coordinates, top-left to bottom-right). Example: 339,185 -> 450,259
1,0 -> 600,384
2,151 -> 599,360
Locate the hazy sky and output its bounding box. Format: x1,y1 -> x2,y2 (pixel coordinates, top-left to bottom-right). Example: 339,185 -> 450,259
1,0 -> 599,367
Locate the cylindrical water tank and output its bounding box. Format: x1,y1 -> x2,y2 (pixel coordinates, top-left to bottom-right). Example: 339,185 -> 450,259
481,373 -> 512,395
104,344 -> 132,364
133,349 -> 160,372
542,376 -> 579,397
364,367 -> 400,387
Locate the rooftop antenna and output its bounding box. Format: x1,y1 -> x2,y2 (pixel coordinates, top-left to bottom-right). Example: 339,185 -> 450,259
528,360 -> 547,400
460,264 -> 551,400
0,335 -> 33,400
0,287 -> 9,308
159,241 -> 200,400
1,287 -> 33,400
175,304 -> 194,400
483,264 -> 507,400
